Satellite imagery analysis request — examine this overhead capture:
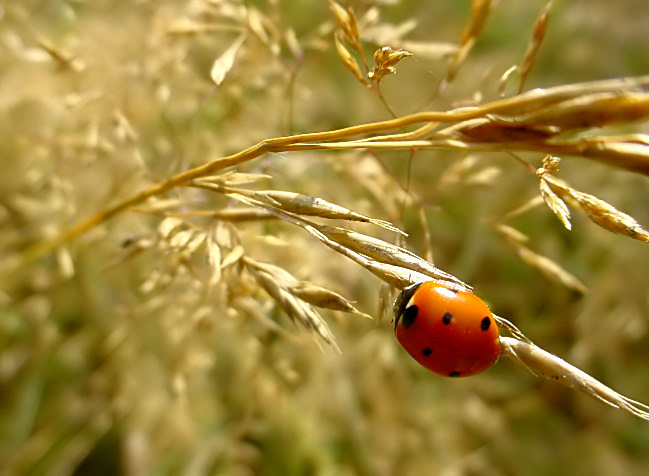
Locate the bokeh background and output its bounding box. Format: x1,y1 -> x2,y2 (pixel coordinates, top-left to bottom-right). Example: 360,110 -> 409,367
2,1 -> 649,475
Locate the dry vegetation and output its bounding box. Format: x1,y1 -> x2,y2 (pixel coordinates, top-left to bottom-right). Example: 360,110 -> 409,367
2,1 -> 649,475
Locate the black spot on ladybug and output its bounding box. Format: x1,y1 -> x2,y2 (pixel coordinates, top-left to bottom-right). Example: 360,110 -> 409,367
480,317 -> 491,331
449,371 -> 461,377
442,312 -> 453,325
422,347 -> 432,356
449,288 -> 459,294
402,305 -> 418,329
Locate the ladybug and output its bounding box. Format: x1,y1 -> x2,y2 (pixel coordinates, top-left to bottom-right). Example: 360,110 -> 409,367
393,281 -> 500,377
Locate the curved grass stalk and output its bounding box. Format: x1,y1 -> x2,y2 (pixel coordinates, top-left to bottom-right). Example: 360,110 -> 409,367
20,76 -> 649,266
501,337 -> 649,421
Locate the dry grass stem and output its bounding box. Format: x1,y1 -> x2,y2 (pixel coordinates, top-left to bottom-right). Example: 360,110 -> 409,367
191,180 -> 405,235
221,192 -> 434,288
316,227 -> 469,289
19,75 -> 649,267
501,337 -> 649,421
496,224 -> 588,293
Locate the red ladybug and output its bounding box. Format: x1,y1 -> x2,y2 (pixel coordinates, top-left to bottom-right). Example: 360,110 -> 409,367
393,281 -> 500,377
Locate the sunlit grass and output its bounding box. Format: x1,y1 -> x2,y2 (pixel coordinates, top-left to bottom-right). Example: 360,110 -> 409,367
2,1 -> 649,475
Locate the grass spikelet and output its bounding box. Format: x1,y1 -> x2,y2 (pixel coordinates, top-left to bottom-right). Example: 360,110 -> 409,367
539,178 -> 572,230
317,226 -> 470,289
333,32 -> 366,85
250,190 -> 405,235
568,190 -> 649,242
328,0 -> 356,48
501,337 -> 649,421
492,315 -> 533,344
516,245 -> 587,293
202,171 -> 273,186
157,217 -> 184,240
36,36 -> 85,72
206,227 -> 222,286
210,34 -> 247,86
220,244 -> 245,270
227,191 -> 434,288
191,180 -> 405,234
444,0 -> 493,84
499,195 -> 546,221
368,46 -> 413,84
496,224 -> 587,293
519,0 -> 555,93
287,282 -> 372,319
244,257 -> 340,350
541,170 -> 649,241
492,223 -> 530,244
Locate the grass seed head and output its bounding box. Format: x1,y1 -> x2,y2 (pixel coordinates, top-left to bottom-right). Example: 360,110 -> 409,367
333,33 -> 366,85
519,0 -> 555,93
542,171 -> 649,241
569,189 -> 649,242
501,337 -> 649,421
368,46 -> 413,84
246,260 -> 339,350
539,178 -> 572,230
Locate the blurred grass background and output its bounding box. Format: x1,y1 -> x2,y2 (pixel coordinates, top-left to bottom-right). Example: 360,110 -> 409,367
2,1 -> 649,475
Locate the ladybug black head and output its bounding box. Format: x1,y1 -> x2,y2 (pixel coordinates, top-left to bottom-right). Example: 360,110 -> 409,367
392,282 -> 423,330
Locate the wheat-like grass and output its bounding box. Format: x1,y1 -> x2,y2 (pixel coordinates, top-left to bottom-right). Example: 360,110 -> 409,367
18,75 -> 649,269
4,1 -> 649,473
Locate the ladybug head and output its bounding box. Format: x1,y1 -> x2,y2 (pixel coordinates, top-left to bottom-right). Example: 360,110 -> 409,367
392,282 -> 423,330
